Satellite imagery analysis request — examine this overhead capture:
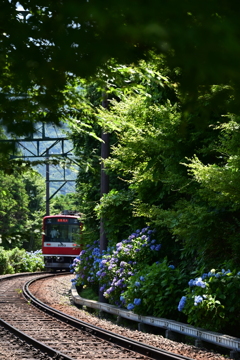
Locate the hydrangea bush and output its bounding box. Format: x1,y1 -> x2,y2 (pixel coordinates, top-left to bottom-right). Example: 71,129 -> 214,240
122,259 -> 187,320
178,269 -> 240,336
96,227 -> 162,305
70,231 -> 240,335
21,249 -> 45,272
70,240 -> 101,291
71,227 -> 162,305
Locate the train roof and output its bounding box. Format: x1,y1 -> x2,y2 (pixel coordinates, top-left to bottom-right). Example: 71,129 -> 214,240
43,210 -> 82,219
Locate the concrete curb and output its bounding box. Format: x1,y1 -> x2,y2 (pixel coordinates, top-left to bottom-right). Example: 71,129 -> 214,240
71,284 -> 240,353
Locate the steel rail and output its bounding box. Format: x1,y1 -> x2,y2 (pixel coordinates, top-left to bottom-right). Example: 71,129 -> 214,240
0,316 -> 75,360
24,274 -> 195,360
0,272 -> 75,360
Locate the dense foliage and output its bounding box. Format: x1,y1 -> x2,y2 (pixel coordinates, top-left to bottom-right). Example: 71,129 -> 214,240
178,269 -> 240,336
122,260 -> 186,320
2,0 -> 240,338
1,1 -> 240,137
69,53 -> 240,337
0,154 -> 45,250
71,227 -> 187,322
0,247 -> 44,274
71,56 -> 240,270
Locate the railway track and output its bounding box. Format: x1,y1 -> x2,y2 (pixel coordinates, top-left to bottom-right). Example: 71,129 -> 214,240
0,321 -> 53,360
0,272 -> 195,360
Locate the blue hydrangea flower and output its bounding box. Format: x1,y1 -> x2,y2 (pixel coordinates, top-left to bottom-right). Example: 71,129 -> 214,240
188,279 -> 196,287
222,269 -> 231,275
178,296 -> 187,311
194,295 -> 203,306
134,298 -> 141,306
127,303 -> 135,310
208,271 -> 215,277
195,277 -> 206,288
139,276 -> 145,281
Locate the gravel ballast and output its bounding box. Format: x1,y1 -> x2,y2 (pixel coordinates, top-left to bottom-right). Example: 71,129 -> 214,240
29,274 -> 231,360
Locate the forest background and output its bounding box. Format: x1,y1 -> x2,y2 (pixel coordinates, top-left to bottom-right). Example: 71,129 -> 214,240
1,0 -> 240,335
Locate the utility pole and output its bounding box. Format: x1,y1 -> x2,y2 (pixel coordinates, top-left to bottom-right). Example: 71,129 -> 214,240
100,131 -> 110,251
100,91 -> 109,253
99,91 -> 110,302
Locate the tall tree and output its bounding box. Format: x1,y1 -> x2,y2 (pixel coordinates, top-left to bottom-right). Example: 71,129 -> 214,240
1,1 -> 240,138
0,170 -> 29,249
95,64 -> 239,269
22,171 -> 45,250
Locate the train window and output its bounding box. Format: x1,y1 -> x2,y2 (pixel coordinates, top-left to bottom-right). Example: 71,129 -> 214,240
70,225 -> 80,242
45,223 -> 80,243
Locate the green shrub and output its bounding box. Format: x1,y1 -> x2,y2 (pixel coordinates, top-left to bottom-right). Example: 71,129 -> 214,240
122,259 -> 187,320
178,268 -> 240,336
8,247 -> 27,273
22,250 -> 45,272
0,247 -> 9,274
0,247 -> 44,274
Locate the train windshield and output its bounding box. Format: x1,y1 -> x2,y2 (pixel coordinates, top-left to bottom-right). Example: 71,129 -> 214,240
44,219 -> 80,243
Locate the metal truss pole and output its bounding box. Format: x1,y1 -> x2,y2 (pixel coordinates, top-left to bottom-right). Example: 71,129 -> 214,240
0,124 -> 77,215
46,149 -> 50,216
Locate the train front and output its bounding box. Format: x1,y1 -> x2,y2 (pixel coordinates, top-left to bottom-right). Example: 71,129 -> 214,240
42,212 -> 82,271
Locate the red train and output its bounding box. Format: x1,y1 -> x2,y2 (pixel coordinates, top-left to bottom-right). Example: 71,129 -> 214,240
42,210 -> 82,271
